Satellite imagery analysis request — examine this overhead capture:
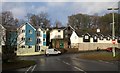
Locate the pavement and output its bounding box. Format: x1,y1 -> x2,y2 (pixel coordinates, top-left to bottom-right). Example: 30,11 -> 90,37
2,53 -> 120,73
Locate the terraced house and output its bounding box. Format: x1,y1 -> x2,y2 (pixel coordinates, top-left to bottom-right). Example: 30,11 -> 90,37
17,22 -> 47,56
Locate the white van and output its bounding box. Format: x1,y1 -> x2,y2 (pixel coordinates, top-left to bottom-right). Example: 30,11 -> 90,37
45,48 -> 61,56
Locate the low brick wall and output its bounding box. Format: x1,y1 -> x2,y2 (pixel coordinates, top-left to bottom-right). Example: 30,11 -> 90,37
65,48 -> 78,53
71,43 -> 119,51
17,46 -> 48,56
56,48 -> 78,53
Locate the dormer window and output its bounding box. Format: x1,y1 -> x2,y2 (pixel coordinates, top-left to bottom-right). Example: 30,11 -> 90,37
85,36 -> 89,39
107,37 -> 110,40
83,34 -> 90,42
93,36 -> 97,42
94,36 -> 97,39
100,36 -> 103,40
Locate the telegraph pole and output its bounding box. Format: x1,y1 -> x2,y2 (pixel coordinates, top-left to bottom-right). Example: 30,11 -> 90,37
107,7 -> 119,57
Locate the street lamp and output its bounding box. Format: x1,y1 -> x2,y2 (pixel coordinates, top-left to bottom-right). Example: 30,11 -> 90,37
107,7 -> 119,57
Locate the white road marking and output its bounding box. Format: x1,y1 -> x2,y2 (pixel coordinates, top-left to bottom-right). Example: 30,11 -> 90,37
62,61 -> 71,66
31,65 -> 37,72
74,66 -> 86,73
57,58 -> 61,61
99,60 -> 103,62
74,66 -> 84,71
99,60 -> 114,64
62,60 -> 86,73
105,62 -> 110,63
65,62 -> 71,65
25,66 -> 32,73
62,61 -> 66,64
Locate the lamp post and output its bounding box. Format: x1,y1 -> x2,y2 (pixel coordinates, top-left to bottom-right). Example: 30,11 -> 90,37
107,7 -> 119,57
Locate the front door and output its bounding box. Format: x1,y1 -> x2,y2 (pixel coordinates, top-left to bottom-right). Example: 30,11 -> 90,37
60,40 -> 64,48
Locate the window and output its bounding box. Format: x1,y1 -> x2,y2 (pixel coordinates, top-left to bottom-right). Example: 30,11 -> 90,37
41,50 -> 44,52
58,30 -> 61,32
85,36 -> 89,39
43,34 -> 46,38
43,42 -> 46,46
65,35 -> 68,38
29,30 -> 32,34
35,46 -> 40,52
43,39 -> 45,41
43,31 -> 45,33
28,46 -> 32,48
21,45 -> 25,48
94,36 -> 97,39
37,31 -> 41,36
65,30 -> 67,33
100,36 -> 103,40
21,37 -> 25,41
83,35 -> 90,42
22,30 -> 25,33
93,36 -> 98,42
106,37 -> 110,40
58,35 -> 61,38
118,37 -> 120,43
37,39 -> 41,44
28,38 -> 32,41
75,36 -> 77,39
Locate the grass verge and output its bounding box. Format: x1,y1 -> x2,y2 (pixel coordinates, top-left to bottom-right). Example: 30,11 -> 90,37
78,51 -> 120,61
2,60 -> 36,70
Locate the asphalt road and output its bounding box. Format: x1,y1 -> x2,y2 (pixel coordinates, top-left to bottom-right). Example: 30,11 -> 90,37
2,53 -> 120,73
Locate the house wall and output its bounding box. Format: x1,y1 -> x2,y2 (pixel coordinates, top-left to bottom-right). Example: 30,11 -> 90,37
17,25 -> 25,45
36,28 -> 43,46
17,46 -> 48,56
17,23 -> 47,56
64,41 -> 68,48
17,45 -> 35,55
50,29 -> 64,42
70,31 -> 80,43
78,43 -> 119,51
51,39 -> 68,48
25,23 -> 36,45
71,37 -> 119,51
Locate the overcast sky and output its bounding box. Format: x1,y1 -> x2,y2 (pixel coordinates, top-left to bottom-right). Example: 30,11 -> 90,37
0,0 -> 119,26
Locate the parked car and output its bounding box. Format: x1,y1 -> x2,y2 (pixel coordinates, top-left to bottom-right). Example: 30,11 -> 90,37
45,48 -> 61,56
106,47 -> 120,52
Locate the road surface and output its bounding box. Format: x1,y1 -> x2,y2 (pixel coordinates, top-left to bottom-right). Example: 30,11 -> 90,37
2,53 -> 120,73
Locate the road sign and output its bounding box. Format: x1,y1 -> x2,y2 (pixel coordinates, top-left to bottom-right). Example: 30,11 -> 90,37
112,40 -> 116,44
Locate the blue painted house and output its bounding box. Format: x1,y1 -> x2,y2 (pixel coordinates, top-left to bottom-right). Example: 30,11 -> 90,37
17,22 -> 47,56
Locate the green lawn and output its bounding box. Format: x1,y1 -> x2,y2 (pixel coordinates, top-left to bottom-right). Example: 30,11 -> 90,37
78,51 -> 120,61
2,60 -> 36,70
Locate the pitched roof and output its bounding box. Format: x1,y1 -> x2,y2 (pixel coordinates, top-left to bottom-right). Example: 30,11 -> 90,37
33,25 -> 46,31
2,25 -> 17,31
17,22 -> 46,31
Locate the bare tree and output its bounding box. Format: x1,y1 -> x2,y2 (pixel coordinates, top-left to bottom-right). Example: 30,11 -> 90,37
26,12 -> 51,28
1,11 -> 16,26
2,27 -> 18,62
